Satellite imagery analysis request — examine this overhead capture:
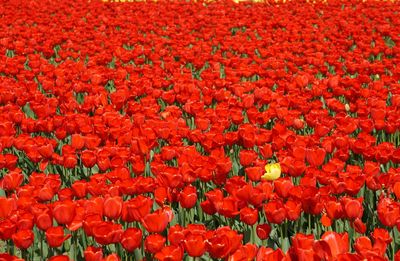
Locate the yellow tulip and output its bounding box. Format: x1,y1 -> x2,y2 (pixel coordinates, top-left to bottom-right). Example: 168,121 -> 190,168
261,163 -> 281,181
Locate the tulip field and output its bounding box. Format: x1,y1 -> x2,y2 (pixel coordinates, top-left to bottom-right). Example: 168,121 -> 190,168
1,0 -> 400,260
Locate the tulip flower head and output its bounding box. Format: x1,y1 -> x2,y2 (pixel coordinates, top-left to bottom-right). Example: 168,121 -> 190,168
262,163 -> 281,181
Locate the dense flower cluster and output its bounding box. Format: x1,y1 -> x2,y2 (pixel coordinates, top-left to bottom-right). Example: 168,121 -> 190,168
1,0 -> 400,260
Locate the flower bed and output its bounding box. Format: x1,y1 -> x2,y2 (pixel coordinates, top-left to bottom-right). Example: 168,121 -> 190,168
1,0 -> 400,260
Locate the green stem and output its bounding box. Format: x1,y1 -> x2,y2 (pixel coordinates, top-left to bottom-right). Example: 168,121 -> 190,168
71,231 -> 78,261
40,231 -> 44,259
392,228 -> 396,259
251,224 -> 256,244
279,223 -> 290,253
134,248 -> 143,261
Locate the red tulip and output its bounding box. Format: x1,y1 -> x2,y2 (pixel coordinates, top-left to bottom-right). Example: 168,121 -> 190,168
295,74 -> 309,88
48,255 -> 71,261
0,253 -> 24,261
84,246 -> 103,261
249,186 -> 268,207
45,226 -> 71,247
206,227 -> 243,259
154,186 -> 172,206
121,228 -> 143,252
58,188 -> 74,201
371,228 -> 392,256
71,180 -> 87,198
287,138 -> 300,152
351,218 -> 366,234
354,236 -> 386,259
378,198 -> 400,227
160,146 -> 177,161
0,197 -> 16,219
155,245 -> 184,261
122,195 -> 153,222
325,200 -> 344,221
141,207 -> 172,233
239,207 -> 258,225
92,221 -> 123,245
85,134 -> 101,150
264,200 -> 286,224
183,233 -> 206,257
233,182 -> 252,202
158,167 -> 183,188
145,234 -> 166,254
102,254 -> 120,261
288,234 -> 316,261
0,219 -> 16,240
184,224 -> 207,236
274,177 -> 294,198
314,232 -> 349,260
239,150 -> 257,167
83,214 -> 103,237
2,170 -> 23,191
301,186 -> 324,215
200,199 -> 217,215
256,224 -> 271,240
37,184 -> 56,202
103,196 -> 122,220
81,150 -> 97,168
256,246 -> 286,261
259,144 -> 273,159
84,197 -> 104,216
71,134 -> 85,150
168,225 -> 185,246
306,147 -> 326,167
16,211 -> 34,230
52,200 -> 76,225
238,125 -> 257,145
12,229 -> 34,249
285,199 -> 302,221
288,160 -> 307,177
178,185 -> 197,209
393,182 -> 400,199
342,197 -> 363,220
229,243 -> 257,261
38,144 -> 54,159
372,228 -> 392,245
97,156 -> 110,172
245,166 -> 263,182
63,154 -> 77,169
216,196 -> 240,218
206,232 -> 232,259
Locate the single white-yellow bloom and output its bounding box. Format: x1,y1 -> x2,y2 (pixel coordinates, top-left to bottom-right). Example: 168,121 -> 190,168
261,163 -> 281,181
